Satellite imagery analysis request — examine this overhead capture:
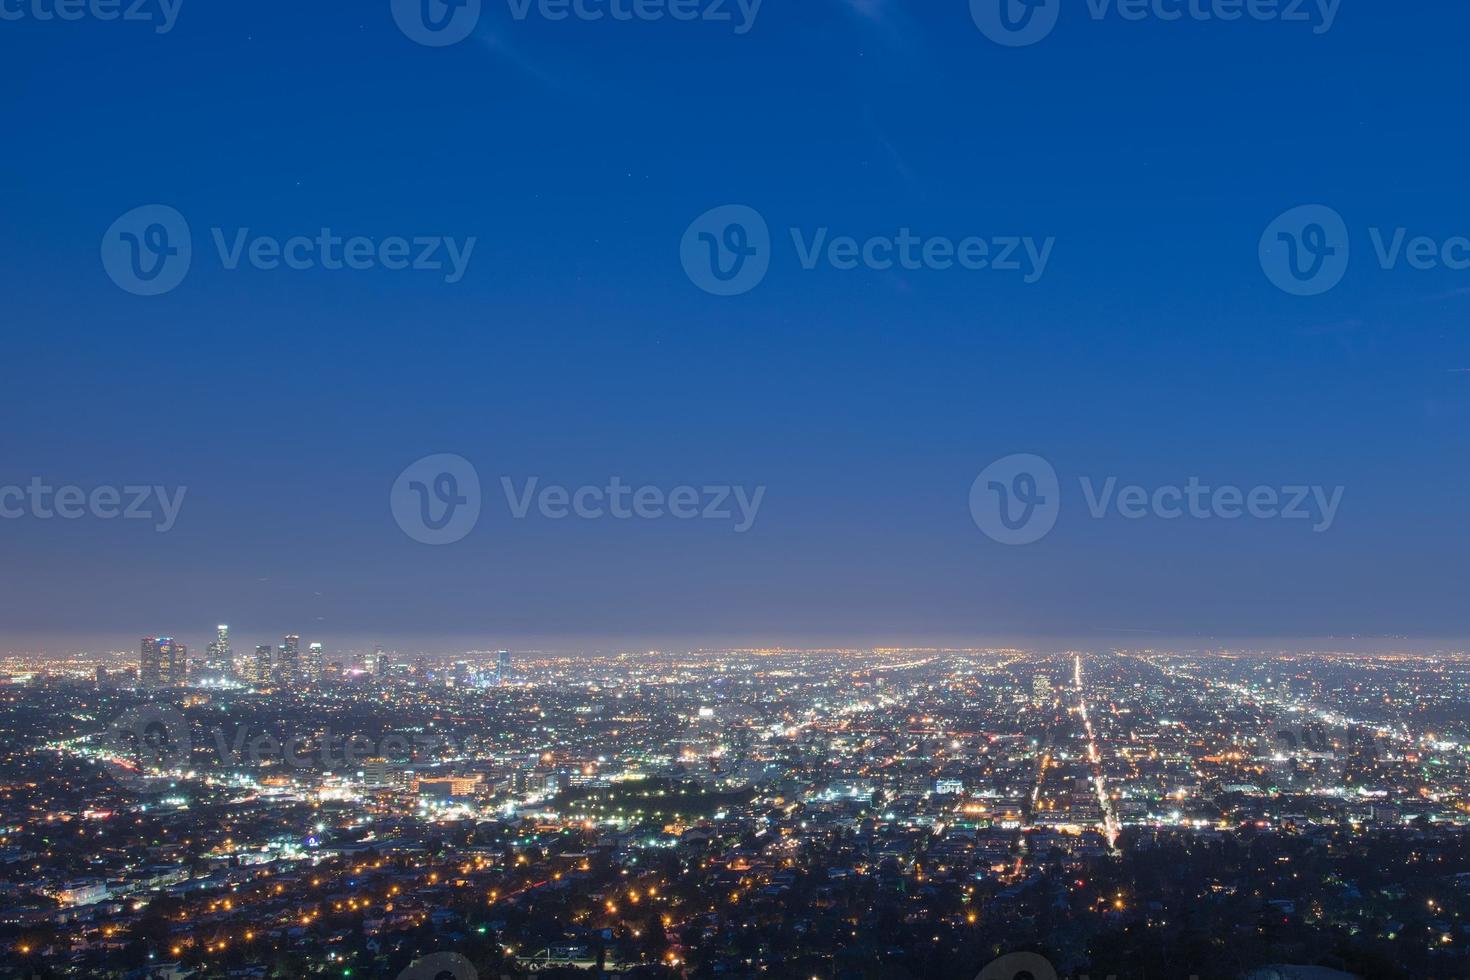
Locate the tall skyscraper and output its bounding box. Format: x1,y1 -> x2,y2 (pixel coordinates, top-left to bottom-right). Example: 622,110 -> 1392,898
204,624 -> 233,680
140,637 -> 186,689
253,644 -> 273,687
277,635 -> 301,686
371,645 -> 388,681
142,637 -> 163,687
305,642 -> 323,684
497,649 -> 512,685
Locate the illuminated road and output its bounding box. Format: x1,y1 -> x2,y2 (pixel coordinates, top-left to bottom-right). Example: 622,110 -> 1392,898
1075,655 -> 1121,852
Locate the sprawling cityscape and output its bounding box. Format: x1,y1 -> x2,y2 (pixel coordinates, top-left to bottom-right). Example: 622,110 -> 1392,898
7,0 -> 1468,976
0,637 -> 1466,979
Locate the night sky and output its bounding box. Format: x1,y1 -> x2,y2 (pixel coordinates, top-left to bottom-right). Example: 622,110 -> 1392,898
2,1 -> 1468,654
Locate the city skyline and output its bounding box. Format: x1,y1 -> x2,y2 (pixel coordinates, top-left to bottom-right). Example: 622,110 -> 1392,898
10,631 -> 1470,663
6,645 -> 1468,978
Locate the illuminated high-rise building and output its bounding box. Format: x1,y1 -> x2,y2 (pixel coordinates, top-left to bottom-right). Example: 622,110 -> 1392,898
497,649 -> 512,685
175,642 -> 189,686
140,637 -> 186,689
204,624 -> 233,680
305,642 -> 323,683
139,637 -> 158,688
277,635 -> 301,686
253,644 -> 273,687
371,645 -> 388,681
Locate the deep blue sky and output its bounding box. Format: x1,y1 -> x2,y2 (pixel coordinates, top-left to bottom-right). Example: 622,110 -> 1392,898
2,1 -> 1468,655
